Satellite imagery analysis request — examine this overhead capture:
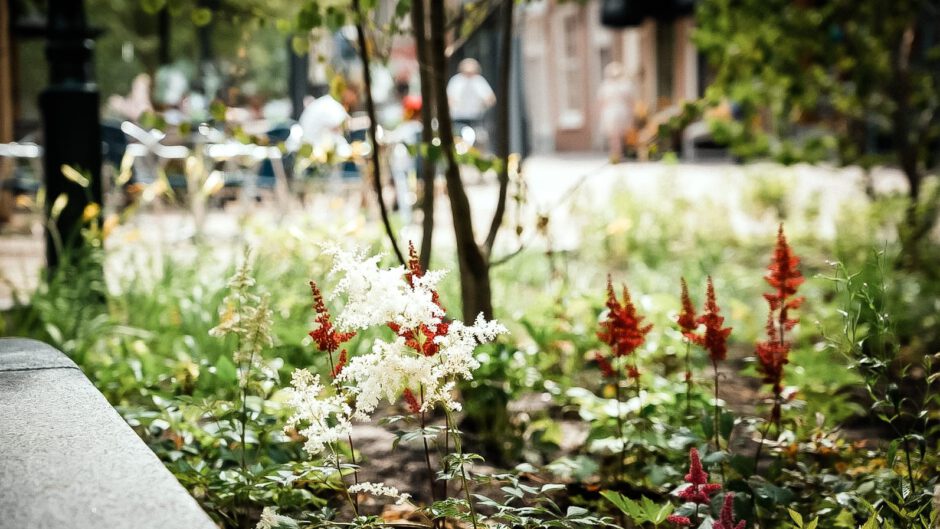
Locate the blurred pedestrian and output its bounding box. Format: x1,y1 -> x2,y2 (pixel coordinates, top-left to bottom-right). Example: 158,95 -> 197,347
107,73 -> 153,122
597,62 -> 634,163
447,58 -> 495,127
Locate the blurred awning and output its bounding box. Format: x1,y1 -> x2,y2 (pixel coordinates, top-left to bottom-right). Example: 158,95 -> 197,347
601,0 -> 696,29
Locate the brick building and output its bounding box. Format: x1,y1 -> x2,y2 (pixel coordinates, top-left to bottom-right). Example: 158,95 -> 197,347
520,0 -> 701,153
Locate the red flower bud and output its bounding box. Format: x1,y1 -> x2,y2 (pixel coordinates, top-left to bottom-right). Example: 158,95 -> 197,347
402,388 -> 421,414
696,277 -> 732,363
309,281 -> 356,354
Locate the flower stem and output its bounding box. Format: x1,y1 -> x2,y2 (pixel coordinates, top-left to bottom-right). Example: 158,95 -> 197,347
633,356 -> 642,404
614,380 -> 626,484
444,409 -> 479,529
713,359 -> 726,483
329,443 -> 359,516
891,400 -> 918,495
419,387 -> 440,528
347,433 -> 361,488
753,417 -> 773,475
713,359 -> 721,453
684,340 -> 693,416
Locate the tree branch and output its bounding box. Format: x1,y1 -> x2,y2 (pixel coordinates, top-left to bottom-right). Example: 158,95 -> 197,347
484,0 -> 514,257
429,0 -> 493,320
411,0 -> 436,271
353,0 -> 405,266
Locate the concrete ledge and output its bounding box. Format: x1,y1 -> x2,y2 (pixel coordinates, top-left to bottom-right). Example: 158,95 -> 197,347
0,338 -> 217,529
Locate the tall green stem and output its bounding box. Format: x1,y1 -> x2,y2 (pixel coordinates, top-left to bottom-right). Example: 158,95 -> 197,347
444,410 -> 479,529
329,443 -> 359,516
614,381 -> 626,483
684,340 -> 693,416
713,359 -> 720,452
419,387 -> 440,529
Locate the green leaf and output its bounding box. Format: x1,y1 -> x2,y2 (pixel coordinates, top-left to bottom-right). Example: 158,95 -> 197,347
720,411 -> 735,440
654,502 -> 675,524
291,35 -> 309,56
210,101 -> 227,122
860,513 -> 878,529
215,355 -> 237,384
600,490 -> 638,519
61,165 -> 90,188
749,478 -> 794,507
191,8 -> 212,26
788,508 -> 804,528
395,0 -> 412,18
806,517 -> 818,529
140,0 -> 167,14
730,454 -> 755,478
427,143 -> 442,163
566,506 -> 589,518
701,412 -> 714,439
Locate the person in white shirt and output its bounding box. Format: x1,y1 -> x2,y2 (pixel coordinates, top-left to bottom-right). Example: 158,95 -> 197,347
597,62 -> 634,163
447,58 -> 496,125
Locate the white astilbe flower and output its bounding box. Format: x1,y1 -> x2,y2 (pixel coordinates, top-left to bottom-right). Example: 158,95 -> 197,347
434,315 -> 508,381
338,314 -> 508,416
337,337 -> 432,419
322,244 -> 444,332
348,482 -> 412,505
285,369 -> 353,456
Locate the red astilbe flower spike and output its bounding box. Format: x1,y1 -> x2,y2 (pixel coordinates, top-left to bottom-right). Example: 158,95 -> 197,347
677,277 -> 699,398
309,281 -> 356,354
696,277 -> 732,363
402,388 -> 421,414
713,493 -> 746,529
763,224 -> 804,330
755,313 -> 789,396
331,349 -> 348,378
667,514 -> 692,527
677,277 -> 699,338
756,225 -> 804,424
677,447 -> 722,505
404,241 -> 443,308
597,276 -> 653,358
594,351 -> 616,378
390,242 -> 450,357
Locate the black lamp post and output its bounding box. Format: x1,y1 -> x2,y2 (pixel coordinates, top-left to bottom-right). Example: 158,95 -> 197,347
40,0 -> 102,270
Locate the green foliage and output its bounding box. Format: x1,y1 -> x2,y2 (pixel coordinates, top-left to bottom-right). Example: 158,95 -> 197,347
694,0 -> 940,182
601,491 -> 674,526
5,158 -> 940,528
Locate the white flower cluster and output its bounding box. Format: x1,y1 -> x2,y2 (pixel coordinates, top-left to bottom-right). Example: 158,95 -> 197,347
337,314 -> 507,416
348,481 -> 412,505
287,245 -> 507,454
284,369 -> 353,455
323,244 -> 446,333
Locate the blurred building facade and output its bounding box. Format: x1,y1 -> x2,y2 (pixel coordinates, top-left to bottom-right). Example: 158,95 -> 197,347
521,0 -> 701,152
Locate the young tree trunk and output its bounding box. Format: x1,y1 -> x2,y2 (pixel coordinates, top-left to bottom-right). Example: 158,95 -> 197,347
428,0 -> 493,321
353,0 -> 405,265
892,23 -> 932,267
411,0 -> 436,271
484,0 -> 514,257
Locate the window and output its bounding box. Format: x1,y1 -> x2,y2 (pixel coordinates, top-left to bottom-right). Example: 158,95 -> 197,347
558,12 -> 584,129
